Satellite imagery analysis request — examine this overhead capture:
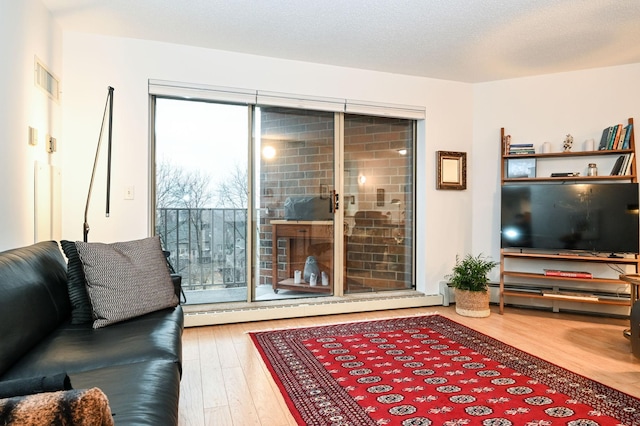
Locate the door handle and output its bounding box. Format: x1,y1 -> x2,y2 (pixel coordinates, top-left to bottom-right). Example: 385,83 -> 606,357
331,190 -> 339,213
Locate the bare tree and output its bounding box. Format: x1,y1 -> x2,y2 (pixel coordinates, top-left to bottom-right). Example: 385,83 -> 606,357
155,160 -> 249,288
156,161 -> 213,282
215,163 -> 248,208
156,160 -> 213,208
214,163 -> 248,285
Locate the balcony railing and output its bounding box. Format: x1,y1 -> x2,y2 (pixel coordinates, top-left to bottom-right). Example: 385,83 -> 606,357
156,208 -> 247,291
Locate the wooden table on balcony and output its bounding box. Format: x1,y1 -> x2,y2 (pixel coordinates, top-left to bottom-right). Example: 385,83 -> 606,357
271,220 -> 334,294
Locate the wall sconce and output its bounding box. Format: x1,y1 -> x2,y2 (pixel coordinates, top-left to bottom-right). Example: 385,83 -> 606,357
262,146 -> 276,159
391,198 -> 403,223
397,149 -> 407,155
358,175 -> 366,185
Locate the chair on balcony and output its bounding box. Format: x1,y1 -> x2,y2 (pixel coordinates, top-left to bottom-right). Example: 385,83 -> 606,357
164,250 -> 187,304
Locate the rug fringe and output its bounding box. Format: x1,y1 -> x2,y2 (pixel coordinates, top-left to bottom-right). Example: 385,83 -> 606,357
245,311 -> 441,334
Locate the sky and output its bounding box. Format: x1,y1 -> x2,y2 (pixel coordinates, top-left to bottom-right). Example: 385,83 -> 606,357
155,98 -> 248,173
154,98 -> 250,206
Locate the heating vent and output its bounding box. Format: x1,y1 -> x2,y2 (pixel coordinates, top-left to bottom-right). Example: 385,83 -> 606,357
34,57 -> 60,101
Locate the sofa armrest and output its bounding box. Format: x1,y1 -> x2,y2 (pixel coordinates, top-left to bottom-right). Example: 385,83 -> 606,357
170,274 -> 186,304
0,373 -> 71,399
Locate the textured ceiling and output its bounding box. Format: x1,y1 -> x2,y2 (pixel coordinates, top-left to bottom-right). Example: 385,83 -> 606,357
41,0 -> 640,82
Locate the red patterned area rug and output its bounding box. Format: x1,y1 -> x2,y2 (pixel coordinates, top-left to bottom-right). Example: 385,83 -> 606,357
249,314 -> 640,426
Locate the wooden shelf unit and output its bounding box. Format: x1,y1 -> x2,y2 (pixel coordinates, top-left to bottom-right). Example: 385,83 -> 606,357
499,250 -> 639,313
271,220 -> 334,295
499,118 -> 639,314
501,118 -> 636,184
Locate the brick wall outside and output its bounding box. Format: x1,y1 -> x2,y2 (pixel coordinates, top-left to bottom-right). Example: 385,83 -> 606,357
258,107 -> 334,286
343,115 -> 413,291
258,107 -> 413,292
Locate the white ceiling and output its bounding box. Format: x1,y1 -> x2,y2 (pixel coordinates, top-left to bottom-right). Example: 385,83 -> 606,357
41,0 -> 640,83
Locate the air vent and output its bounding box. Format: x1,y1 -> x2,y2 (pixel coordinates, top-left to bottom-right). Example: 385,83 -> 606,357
34,57 -> 60,101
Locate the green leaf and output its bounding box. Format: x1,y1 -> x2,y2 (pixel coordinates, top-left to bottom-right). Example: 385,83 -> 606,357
445,253 -> 498,292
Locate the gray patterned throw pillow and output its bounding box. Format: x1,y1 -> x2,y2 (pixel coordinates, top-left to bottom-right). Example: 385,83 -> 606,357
75,236 -> 178,328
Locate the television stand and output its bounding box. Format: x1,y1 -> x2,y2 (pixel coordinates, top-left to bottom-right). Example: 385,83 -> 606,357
499,119 -> 638,320
499,250 -> 639,315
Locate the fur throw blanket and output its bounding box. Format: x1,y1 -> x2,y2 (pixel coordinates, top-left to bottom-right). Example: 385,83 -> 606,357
0,387 -> 113,426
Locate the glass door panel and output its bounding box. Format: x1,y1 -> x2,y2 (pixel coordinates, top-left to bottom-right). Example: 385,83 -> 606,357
253,107 -> 335,301
343,114 -> 414,294
154,98 -> 249,304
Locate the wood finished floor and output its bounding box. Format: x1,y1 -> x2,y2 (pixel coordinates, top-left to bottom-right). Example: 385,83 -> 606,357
178,305 -> 640,425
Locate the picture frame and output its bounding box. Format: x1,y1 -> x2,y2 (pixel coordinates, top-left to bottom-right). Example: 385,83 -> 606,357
436,151 -> 467,190
507,158 -> 536,178
376,188 -> 385,206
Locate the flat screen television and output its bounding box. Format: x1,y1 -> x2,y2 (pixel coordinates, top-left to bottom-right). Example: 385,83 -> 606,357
501,183 -> 639,254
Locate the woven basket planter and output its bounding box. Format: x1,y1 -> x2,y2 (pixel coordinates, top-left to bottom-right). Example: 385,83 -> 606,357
454,288 -> 490,318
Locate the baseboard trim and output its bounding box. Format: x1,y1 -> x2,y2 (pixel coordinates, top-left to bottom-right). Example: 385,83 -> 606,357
183,293 -> 443,326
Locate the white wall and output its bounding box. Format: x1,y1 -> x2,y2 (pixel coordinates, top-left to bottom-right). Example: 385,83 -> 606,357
4,10 -> 639,298
5,9 -> 638,299
60,33 -> 475,295
0,0 -> 62,250
472,63 -> 640,281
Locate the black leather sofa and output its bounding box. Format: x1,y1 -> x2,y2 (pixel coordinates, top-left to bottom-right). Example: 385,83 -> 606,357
0,241 -> 184,425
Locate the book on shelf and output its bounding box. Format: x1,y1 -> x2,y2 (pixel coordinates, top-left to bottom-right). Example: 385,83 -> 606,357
610,153 -> 634,176
598,127 -> 611,150
620,152 -> 634,175
543,269 -> 593,278
605,125 -> 616,149
508,144 -> 535,155
599,123 -> 633,150
621,124 -> 633,149
610,124 -> 623,149
541,291 -> 598,301
610,155 -> 625,175
597,293 -> 630,301
509,150 -> 536,155
550,172 -> 579,177
614,124 -> 625,149
620,154 -> 630,176
624,153 -> 635,175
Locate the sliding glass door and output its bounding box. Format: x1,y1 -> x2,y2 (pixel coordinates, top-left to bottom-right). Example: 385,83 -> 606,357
154,98 -> 249,304
152,91 -> 415,307
343,115 -> 414,293
253,106 -> 336,301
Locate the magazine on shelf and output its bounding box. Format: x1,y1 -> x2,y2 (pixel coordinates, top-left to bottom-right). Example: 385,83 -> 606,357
543,269 -> 593,279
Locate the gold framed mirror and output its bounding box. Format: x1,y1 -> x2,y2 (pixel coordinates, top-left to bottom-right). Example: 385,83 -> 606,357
436,151 -> 467,190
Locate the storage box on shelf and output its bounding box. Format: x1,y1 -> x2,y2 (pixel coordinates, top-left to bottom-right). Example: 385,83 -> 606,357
499,118 -> 638,315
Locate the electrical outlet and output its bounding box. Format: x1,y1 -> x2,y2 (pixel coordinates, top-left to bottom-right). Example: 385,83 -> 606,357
125,186 -> 134,200
46,136 -> 57,153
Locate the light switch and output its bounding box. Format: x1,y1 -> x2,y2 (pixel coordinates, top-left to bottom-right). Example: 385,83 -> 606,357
125,186 -> 134,200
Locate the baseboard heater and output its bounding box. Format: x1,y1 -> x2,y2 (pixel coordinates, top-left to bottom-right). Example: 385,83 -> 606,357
183,292 -> 442,327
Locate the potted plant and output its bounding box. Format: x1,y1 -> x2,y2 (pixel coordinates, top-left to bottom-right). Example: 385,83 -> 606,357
446,253 -> 499,317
